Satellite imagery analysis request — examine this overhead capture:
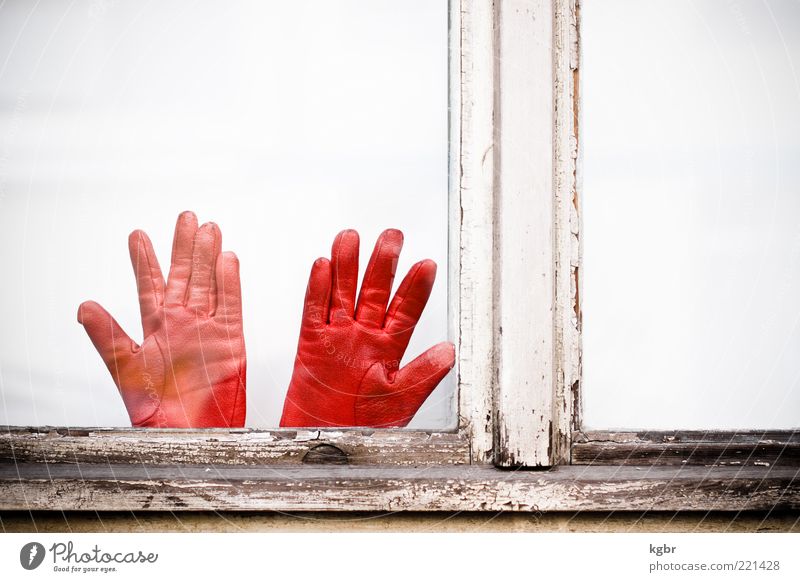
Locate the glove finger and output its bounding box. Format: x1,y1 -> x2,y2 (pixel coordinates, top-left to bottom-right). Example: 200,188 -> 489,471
186,222 -> 222,315
166,210 -> 198,306
329,229 -> 359,321
128,230 -> 165,337
214,251 -> 243,323
383,259 -> 437,343
302,257 -> 331,329
78,301 -> 138,382
355,228 -> 403,327
356,341 -> 455,427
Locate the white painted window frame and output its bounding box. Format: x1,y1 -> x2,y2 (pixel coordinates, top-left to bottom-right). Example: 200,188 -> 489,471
2,0 -> 797,513
455,0 -> 580,467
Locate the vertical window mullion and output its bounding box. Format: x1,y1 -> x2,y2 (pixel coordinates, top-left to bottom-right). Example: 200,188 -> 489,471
493,0 -> 557,467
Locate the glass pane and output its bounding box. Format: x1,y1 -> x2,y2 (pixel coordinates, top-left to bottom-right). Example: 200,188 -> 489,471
582,0 -> 800,429
0,0 -> 452,428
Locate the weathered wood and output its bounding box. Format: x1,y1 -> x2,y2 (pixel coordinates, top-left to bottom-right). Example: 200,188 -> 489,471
1,463 -> 797,512
454,0 -> 496,463
573,431 -> 800,467
493,0 -> 555,467
302,444 -> 349,465
0,427 -> 470,466
552,0 -> 581,463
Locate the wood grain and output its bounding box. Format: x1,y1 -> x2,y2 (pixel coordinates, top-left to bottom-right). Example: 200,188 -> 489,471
573,431 -> 800,467
0,427 -> 470,466
553,0 -> 581,463
454,0 -> 496,464
2,463 -> 796,512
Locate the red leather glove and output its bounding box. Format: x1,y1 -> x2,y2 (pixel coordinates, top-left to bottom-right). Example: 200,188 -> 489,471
280,229 -> 455,427
78,211 -> 246,428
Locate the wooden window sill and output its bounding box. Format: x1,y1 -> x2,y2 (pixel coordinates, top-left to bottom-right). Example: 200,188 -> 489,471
2,463 -> 797,512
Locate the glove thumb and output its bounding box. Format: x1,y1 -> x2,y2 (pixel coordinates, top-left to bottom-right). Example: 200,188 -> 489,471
356,342 -> 455,427
78,301 -> 138,377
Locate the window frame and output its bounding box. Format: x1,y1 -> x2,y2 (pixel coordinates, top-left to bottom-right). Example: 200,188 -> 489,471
1,0 -> 798,513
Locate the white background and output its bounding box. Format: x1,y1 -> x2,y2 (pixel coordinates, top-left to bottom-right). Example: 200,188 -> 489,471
582,0 -> 800,429
0,0 -> 452,428
1,533 -> 798,582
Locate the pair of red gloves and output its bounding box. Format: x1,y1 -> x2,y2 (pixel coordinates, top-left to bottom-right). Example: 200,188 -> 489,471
78,211 -> 455,428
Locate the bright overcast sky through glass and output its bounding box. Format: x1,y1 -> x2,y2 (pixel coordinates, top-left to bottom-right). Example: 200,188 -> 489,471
0,1 -> 451,428
582,0 -> 800,429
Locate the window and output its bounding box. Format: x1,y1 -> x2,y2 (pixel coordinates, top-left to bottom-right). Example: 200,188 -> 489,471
574,0 -> 799,475
0,0 -> 453,429
2,0 -> 797,514
582,0 -> 800,431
